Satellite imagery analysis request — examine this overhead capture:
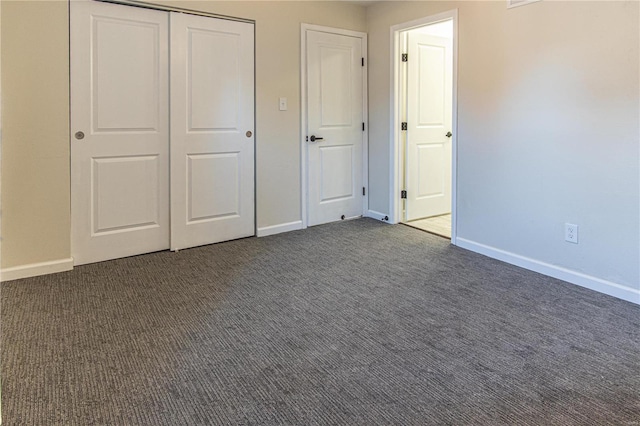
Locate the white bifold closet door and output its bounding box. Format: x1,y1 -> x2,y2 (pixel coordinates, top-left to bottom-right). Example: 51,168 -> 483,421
71,1 -> 254,265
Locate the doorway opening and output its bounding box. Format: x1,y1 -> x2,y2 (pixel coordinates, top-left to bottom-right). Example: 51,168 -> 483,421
390,11 -> 457,242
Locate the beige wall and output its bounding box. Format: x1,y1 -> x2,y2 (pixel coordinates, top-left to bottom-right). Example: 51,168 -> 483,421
367,1 -> 640,295
0,1 -> 366,269
1,1 -> 70,268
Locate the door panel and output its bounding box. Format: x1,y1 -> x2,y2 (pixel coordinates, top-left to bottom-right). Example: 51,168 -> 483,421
93,18 -> 161,132
319,46 -> 352,126
170,13 -> 255,250
187,153 -> 241,222
417,145 -> 444,197
320,145 -> 354,201
188,29 -> 241,130
307,30 -> 364,226
71,1 -> 169,265
92,156 -> 160,233
405,33 -> 452,221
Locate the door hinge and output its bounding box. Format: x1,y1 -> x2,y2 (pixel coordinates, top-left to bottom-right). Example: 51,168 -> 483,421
401,53 -> 408,62
362,57 -> 365,67
362,122 -> 365,131
401,122 -> 407,131
363,187 -> 366,196
401,190 -> 407,199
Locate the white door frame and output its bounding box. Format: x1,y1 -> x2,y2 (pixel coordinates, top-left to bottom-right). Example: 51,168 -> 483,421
390,10 -> 458,243
300,23 -> 368,229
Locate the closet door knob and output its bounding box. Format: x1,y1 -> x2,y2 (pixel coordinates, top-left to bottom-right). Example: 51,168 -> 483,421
75,131 -> 85,140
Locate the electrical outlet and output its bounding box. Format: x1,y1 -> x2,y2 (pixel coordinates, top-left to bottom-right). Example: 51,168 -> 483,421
565,223 -> 578,244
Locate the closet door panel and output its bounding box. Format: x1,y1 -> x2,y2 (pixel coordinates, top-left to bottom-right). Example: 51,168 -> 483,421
170,13 -> 255,250
71,1 -> 170,265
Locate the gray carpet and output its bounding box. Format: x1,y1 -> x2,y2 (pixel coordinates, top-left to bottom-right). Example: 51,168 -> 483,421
1,219 -> 639,425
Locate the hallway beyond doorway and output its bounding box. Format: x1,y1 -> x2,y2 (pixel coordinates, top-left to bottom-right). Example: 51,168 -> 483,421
405,213 -> 451,238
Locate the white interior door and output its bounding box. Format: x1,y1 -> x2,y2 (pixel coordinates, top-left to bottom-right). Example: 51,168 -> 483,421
170,13 -> 255,250
306,30 -> 365,226
405,32 -> 453,221
71,1 -> 170,265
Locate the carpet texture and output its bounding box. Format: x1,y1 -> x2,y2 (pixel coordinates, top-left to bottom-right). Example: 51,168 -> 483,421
1,219 -> 639,425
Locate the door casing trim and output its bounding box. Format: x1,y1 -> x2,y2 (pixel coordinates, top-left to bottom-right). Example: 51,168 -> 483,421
300,23 -> 368,229
390,9 -> 458,244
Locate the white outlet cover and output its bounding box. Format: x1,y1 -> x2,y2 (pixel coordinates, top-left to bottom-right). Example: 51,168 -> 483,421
565,223 -> 578,244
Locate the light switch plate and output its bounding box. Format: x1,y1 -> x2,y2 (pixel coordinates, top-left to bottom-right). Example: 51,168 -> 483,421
279,97 -> 287,111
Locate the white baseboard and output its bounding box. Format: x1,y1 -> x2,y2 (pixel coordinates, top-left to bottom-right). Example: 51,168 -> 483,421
257,220 -> 303,237
455,238 -> 640,305
365,210 -> 391,223
1,258 -> 74,282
